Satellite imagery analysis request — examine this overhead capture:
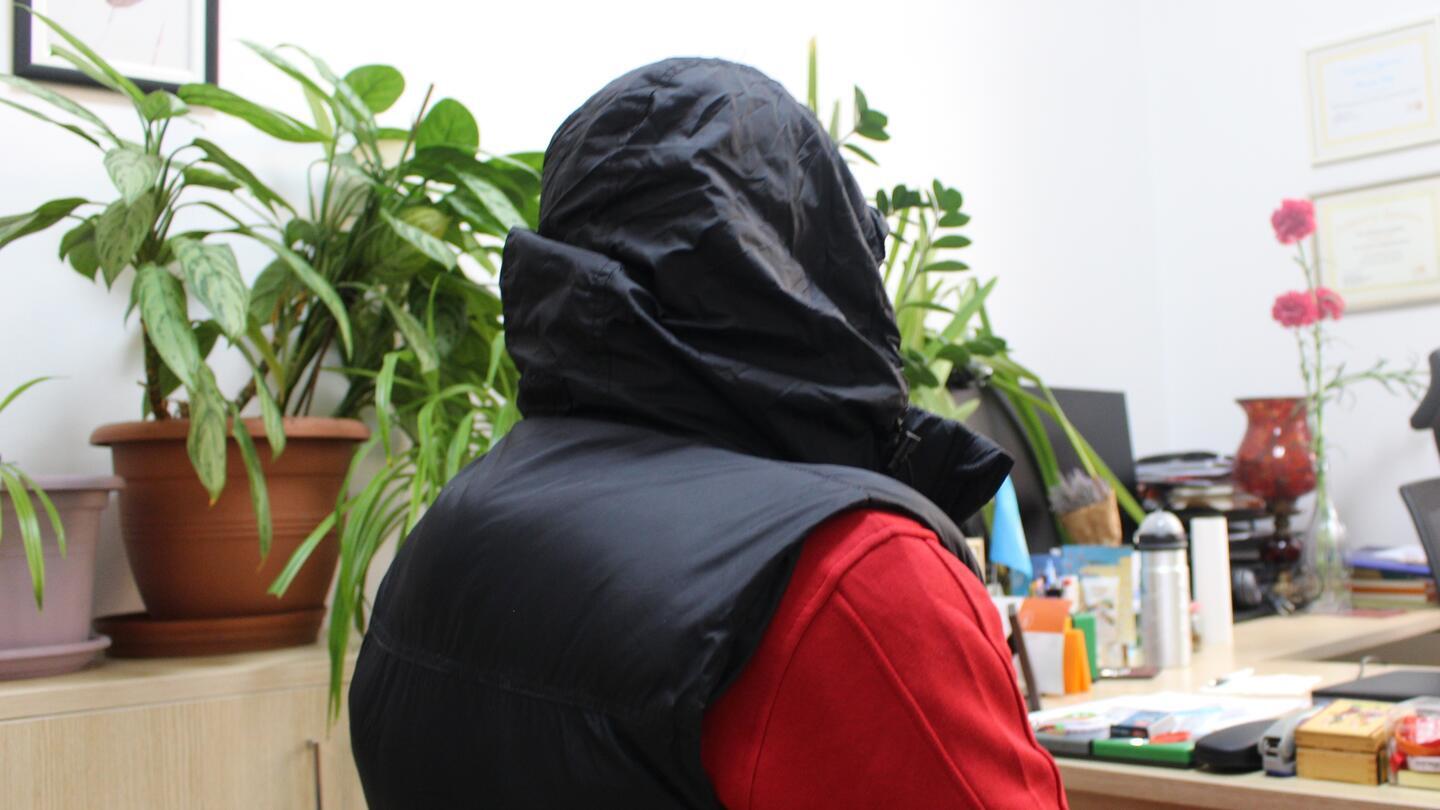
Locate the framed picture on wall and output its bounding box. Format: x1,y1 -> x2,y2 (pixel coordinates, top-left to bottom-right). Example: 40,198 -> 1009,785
12,0 -> 218,94
1313,174 -> 1440,312
1305,18 -> 1440,165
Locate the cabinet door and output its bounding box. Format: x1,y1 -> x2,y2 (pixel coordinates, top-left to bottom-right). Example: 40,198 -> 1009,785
0,685 -> 365,810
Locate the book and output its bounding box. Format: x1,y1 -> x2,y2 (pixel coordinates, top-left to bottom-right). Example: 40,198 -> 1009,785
1294,699 -> 1393,752
1347,545 -> 1432,578
1397,768 -> 1440,790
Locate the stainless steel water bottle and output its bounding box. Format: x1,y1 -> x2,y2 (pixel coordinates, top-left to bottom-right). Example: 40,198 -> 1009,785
1136,510 -> 1192,669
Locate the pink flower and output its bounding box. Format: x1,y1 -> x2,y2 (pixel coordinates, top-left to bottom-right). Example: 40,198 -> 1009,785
1271,198 -> 1316,245
1315,286 -> 1345,320
1272,290 -> 1319,327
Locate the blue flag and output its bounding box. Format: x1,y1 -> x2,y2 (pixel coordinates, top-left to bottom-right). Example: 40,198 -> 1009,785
989,476 -> 1032,580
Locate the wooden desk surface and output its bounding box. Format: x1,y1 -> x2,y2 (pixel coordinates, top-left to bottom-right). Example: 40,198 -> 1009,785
1045,609 -> 1440,809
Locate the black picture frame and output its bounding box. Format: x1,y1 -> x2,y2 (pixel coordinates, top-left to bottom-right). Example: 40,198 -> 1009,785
11,0 -> 219,94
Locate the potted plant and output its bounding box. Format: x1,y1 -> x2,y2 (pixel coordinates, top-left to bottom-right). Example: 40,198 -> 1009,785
179,40 -> 539,708
805,41 -> 1145,540
0,377 -> 122,678
0,11 -> 364,652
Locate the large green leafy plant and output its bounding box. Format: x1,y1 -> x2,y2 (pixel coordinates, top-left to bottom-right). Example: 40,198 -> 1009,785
0,377 -> 65,608
181,42 -> 540,713
0,9 -> 353,555
806,41 -> 1144,529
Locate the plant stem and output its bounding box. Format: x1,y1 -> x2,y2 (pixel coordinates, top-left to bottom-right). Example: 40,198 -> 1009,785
141,328 -> 169,419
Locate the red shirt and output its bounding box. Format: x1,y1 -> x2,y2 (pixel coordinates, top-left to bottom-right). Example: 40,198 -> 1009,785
701,510 -> 1068,809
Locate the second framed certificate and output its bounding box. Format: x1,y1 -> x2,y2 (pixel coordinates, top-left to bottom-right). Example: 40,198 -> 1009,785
1313,175 -> 1440,313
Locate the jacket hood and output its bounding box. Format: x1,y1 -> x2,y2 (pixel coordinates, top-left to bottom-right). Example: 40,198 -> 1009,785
500,57 -> 1009,521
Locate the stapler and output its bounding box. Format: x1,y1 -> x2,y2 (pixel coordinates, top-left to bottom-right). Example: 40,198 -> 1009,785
1259,706 -> 1322,776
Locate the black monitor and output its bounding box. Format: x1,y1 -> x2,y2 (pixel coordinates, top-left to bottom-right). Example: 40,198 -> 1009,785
953,385 -> 1138,554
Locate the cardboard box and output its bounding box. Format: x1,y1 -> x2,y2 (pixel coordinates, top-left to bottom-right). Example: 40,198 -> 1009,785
1296,746 -> 1385,785
1294,699 -> 1392,752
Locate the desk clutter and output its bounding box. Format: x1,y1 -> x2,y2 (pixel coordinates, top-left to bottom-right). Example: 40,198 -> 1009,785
1030,693 -> 1440,792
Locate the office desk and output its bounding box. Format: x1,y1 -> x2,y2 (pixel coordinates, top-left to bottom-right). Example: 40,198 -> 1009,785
1044,609 -> 1440,809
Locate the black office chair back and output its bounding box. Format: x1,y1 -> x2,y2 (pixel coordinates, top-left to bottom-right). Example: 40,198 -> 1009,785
1399,478 -> 1440,584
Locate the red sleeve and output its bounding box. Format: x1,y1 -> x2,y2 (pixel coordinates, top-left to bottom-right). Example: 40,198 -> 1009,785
702,510 -> 1066,810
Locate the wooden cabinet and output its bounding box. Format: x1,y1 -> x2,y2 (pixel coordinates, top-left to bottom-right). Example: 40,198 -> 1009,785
0,647 -> 365,809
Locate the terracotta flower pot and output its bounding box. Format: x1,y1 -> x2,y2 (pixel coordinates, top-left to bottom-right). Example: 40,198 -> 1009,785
0,475 -> 122,678
90,417 -> 368,621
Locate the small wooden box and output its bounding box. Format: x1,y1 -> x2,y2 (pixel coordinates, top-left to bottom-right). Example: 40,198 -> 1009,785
1295,746 -> 1386,785
1294,699 -> 1392,751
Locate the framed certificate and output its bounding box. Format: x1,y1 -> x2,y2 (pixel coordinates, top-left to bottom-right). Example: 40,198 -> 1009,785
1313,175 -> 1440,312
1305,18 -> 1440,165
12,0 -> 218,94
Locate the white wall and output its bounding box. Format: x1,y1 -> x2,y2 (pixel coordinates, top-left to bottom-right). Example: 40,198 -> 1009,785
0,1 -> 1168,613
1141,1 -> 1440,549
4,1 -> 1431,615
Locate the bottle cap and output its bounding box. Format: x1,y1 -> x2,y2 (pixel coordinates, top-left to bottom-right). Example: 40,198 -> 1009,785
1134,510 -> 1188,550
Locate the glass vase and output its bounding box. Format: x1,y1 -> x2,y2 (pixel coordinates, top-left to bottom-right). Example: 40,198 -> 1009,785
1302,476 -> 1351,613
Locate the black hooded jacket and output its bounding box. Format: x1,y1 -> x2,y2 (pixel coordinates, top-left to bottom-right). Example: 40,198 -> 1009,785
349,57 -> 1011,809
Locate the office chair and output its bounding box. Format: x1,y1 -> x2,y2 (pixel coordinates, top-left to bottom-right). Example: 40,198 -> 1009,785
1400,479 -> 1440,581
1410,349 -> 1440,457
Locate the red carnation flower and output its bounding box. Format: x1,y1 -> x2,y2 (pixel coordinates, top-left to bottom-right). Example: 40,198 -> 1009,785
1272,290 -> 1319,327
1271,198 -> 1316,245
1315,286 -> 1345,320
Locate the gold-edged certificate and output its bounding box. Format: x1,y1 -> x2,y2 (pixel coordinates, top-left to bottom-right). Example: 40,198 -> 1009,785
1306,19 -> 1440,164
1314,175 -> 1440,312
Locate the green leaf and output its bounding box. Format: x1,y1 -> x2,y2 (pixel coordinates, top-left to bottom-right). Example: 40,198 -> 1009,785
456,173 -> 526,231
0,74 -> 116,142
0,198 -> 86,250
416,98 -> 479,153
444,412 -> 476,481
181,166 -> 242,192
494,399 -> 520,441
932,235 -> 971,249
231,412 -> 273,559
376,127 -> 410,141
301,85 -> 334,140
842,143 -> 879,166
938,211 -> 969,228
247,259 -> 294,323
254,372 -> 286,458
139,90 -> 189,121
0,376 -> 56,416
103,144 -> 162,204
19,469 -> 66,558
0,96 -> 101,147
1,466 -> 45,608
171,238 -> 248,339
921,260 -> 970,272
344,65 -> 405,113
381,298 -> 439,374
854,86 -> 869,116
191,139 -> 294,213
241,41 -> 328,99
806,38 -> 818,113
375,352 -> 399,458
178,84 -> 325,143
267,511 -> 335,597
95,195 -> 156,285
938,188 -> 964,212
379,209 -> 456,270
30,9 -> 144,102
154,321 -> 221,401
186,369 -> 228,503
135,264 -> 201,390
253,237 -> 353,355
